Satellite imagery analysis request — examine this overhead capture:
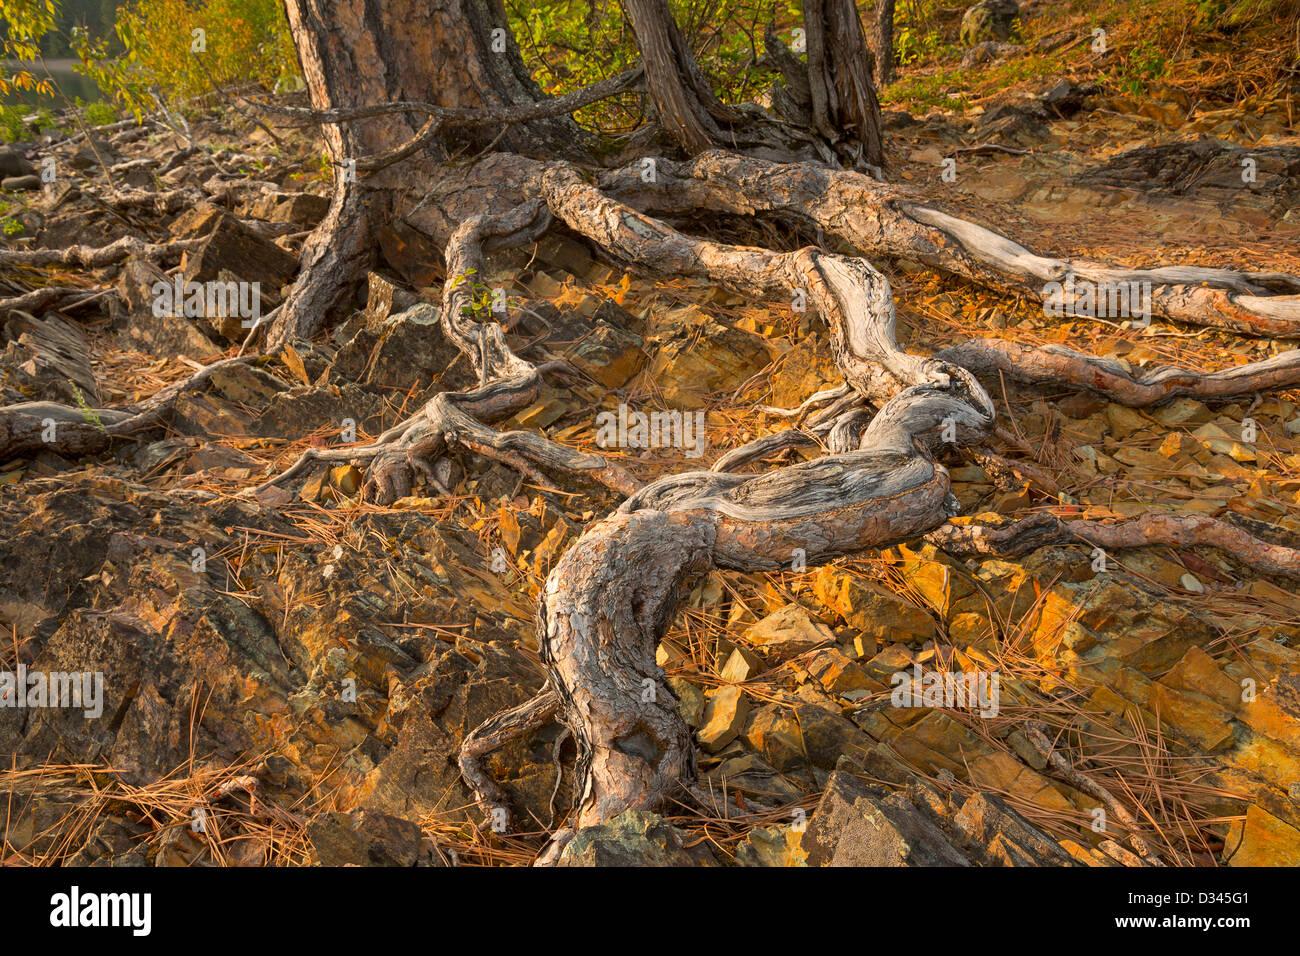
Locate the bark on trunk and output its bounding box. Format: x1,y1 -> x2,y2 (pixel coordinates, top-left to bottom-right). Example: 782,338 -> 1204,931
761,1 -> 885,168
623,0 -> 734,153
869,0 -> 896,87
269,0 -> 588,347
815,0 -> 885,168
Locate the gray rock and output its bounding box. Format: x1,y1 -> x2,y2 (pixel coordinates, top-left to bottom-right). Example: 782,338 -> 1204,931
960,0 -> 1020,46
558,809 -> 717,866
961,41 -> 1025,68
308,809 -> 429,866
0,145 -> 35,178
802,770 -> 972,866
2,174 -> 41,191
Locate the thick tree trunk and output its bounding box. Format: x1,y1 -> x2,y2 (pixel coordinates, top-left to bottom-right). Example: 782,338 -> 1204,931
760,1 -> 886,168
269,0 -> 588,347
807,0 -> 885,168
283,0 -> 582,164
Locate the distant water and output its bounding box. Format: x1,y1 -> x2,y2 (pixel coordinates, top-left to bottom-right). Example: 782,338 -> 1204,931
2,60 -> 104,108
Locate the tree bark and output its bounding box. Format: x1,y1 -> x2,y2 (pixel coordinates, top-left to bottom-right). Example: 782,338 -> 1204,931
623,0 -> 735,153
813,0 -> 885,167
269,0 -> 590,348
761,1 -> 885,168
869,0 -> 896,87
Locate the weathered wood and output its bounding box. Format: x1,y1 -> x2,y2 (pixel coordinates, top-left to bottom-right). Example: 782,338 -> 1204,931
601,151 -> 1300,336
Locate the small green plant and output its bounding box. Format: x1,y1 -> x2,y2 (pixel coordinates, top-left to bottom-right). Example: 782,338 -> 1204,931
76,97 -> 117,127
1112,37 -> 1168,96
0,104 -> 32,143
70,383 -> 106,433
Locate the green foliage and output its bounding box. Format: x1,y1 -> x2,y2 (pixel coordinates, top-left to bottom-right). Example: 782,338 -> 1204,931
508,0 -> 800,130
0,102 -> 58,139
0,103 -> 32,140
0,0 -> 60,96
1110,37 -> 1168,96
70,0 -> 297,119
75,95 -> 115,125
70,382 -> 105,431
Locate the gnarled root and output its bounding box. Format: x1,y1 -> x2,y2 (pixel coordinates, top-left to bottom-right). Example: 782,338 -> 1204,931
938,339 -> 1300,407
599,151 -> 1300,336
928,512 -> 1300,581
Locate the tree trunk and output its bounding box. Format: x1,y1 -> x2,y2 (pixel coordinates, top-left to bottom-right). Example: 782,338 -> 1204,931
760,1 -> 886,169
269,0 -> 587,347
869,0 -> 896,87
806,0 -> 885,168
622,0 -> 734,153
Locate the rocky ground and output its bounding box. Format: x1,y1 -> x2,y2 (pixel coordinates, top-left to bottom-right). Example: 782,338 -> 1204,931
2,7 -> 1299,866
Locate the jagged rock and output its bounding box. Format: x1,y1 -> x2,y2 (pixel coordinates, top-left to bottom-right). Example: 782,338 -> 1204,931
647,311 -> 772,409
953,792 -> 1076,865
180,214 -> 299,312
68,140 -> 118,171
744,699 -> 870,772
745,603 -> 835,663
976,102 -> 1052,146
308,809 -> 431,866
803,771 -> 972,865
802,771 -> 1075,866
0,146 -> 35,178
117,257 -> 223,361
1076,139 -> 1300,207
960,0 -> 1020,46
961,41 -> 1025,67
2,174 -> 41,191
565,319 -> 646,389
705,751 -> 804,802
734,823 -> 809,866
0,312 -> 100,406
558,809 -> 716,866
1040,78 -> 1100,117
248,191 -> 330,226
806,647 -> 880,701
814,567 -> 936,645
698,685 -> 750,752
1227,805 -> 1300,866
256,382 -> 382,439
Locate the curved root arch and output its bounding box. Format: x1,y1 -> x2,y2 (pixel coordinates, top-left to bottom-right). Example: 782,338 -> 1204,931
453,159 -> 1300,862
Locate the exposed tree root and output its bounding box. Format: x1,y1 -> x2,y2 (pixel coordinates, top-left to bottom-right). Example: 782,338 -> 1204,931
0,286 -> 112,315
927,512 -> 1300,581
449,161 -> 1300,860
938,339 -> 1300,407
599,151 -> 1300,336
0,236 -> 203,268
0,355 -> 258,460
266,173 -> 374,350
458,688 -> 560,833
456,170 -> 997,856
253,202 -> 641,504
1023,721 -> 1161,866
